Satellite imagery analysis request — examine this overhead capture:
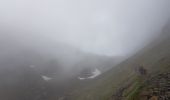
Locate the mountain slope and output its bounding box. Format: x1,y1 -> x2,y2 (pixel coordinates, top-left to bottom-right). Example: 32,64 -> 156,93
68,25 -> 170,100
0,33 -> 123,100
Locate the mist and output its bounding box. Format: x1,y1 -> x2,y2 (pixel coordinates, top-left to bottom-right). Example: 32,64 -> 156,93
0,0 -> 170,99
0,0 -> 169,56
0,0 -> 169,80
0,0 -> 169,79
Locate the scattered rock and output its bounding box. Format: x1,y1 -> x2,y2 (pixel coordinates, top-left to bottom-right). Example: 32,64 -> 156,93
139,72 -> 170,100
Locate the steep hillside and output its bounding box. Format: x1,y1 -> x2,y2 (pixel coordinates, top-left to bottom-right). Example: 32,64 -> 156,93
68,26 -> 170,100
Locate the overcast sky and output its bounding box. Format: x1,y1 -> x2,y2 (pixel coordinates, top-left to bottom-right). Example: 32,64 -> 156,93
0,0 -> 170,56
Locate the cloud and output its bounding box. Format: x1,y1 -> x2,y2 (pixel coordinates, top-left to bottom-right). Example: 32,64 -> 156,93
0,0 -> 169,56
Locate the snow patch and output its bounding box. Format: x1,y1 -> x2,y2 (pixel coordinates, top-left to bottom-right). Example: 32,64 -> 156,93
78,68 -> 101,80
42,75 -> 52,81
88,68 -> 101,79
78,77 -> 86,80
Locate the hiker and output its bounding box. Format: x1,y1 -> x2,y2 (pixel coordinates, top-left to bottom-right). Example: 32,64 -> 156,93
136,65 -> 147,76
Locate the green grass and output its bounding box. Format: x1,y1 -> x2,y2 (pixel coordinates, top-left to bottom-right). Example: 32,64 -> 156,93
68,36 -> 170,100
126,78 -> 145,100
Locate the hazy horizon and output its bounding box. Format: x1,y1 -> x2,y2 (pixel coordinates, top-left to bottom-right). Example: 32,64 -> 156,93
0,0 -> 170,57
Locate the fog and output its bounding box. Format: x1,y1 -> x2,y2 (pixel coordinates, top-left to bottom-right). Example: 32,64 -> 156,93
0,0 -> 170,99
0,0 -> 170,77
0,0 -> 169,78
0,0 -> 169,56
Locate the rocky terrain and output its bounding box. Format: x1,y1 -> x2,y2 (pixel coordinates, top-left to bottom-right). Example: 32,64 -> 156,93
138,73 -> 170,100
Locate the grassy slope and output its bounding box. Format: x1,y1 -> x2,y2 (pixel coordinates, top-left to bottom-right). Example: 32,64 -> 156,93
69,34 -> 170,100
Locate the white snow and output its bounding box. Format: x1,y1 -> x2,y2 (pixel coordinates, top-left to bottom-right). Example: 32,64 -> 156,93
88,68 -> 101,79
42,75 -> 52,81
78,68 -> 101,80
78,77 -> 86,80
